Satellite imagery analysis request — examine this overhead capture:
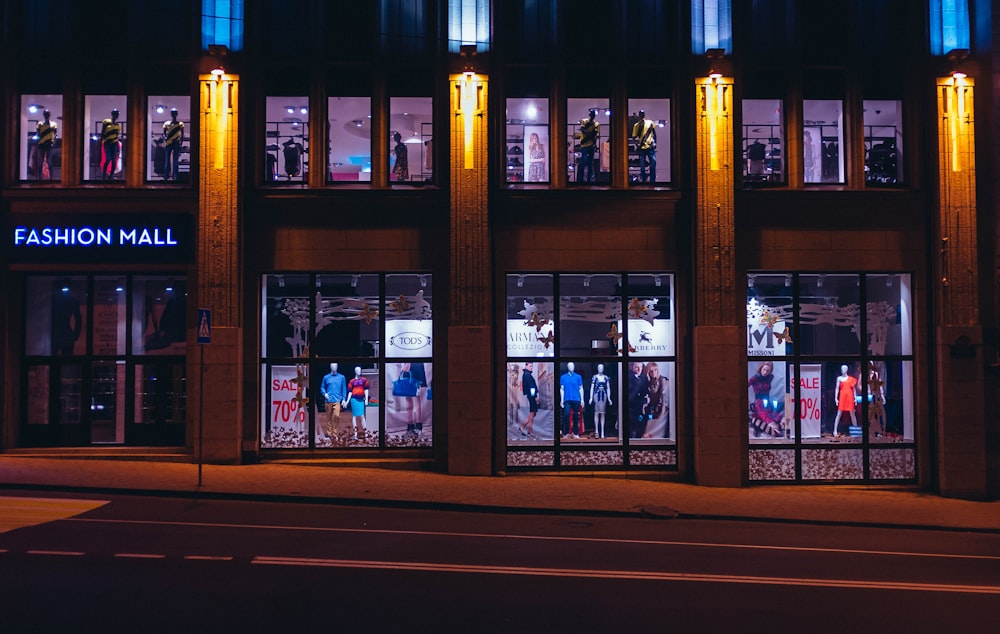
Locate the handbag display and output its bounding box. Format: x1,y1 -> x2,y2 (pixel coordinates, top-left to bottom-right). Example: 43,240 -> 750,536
392,371 -> 418,397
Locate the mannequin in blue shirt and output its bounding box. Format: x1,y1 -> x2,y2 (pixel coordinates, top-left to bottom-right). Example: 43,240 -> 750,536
320,363 -> 347,438
560,362 -> 585,439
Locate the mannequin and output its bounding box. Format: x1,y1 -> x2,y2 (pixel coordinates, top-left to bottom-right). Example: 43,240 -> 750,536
559,361 -> 585,439
867,361 -> 886,437
392,132 -> 408,182
35,109 -> 57,179
320,362 -> 346,439
161,108 -> 184,180
100,108 -> 122,180
589,363 -> 612,438
631,110 -> 657,182
747,139 -> 766,176
344,366 -> 370,440
833,364 -> 858,438
627,361 -> 649,438
282,138 -> 304,178
577,109 -> 599,183
518,362 -> 538,438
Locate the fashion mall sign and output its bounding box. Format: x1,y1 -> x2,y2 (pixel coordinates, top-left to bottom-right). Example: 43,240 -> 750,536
13,225 -> 179,247
7,213 -> 192,263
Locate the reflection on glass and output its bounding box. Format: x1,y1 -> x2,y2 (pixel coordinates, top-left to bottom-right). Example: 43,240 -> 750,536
742,98 -> 783,184
865,360 -> 914,442
385,362 -> 433,447
132,277 -> 187,356
134,363 -> 186,425
385,273 -> 432,358
262,274 -> 311,358
627,98 -> 670,185
93,276 -> 126,356
863,99 -> 903,186
148,96 -> 189,182
746,273 -> 793,357
25,276 -> 88,357
748,361 -> 788,441
559,274 -> 621,357
21,94 -> 63,181
803,99 -> 843,183
315,273 -> 380,358
627,274 -> 675,357
26,366 -> 50,425
84,95 -> 127,182
798,274 -> 860,355
567,98 -> 609,184
90,360 -> 124,443
506,98 -> 550,184
265,96 -> 309,183
506,274 -> 555,358
328,96 -> 372,183
389,96 -> 433,184
866,273 -> 912,356
505,361 -> 554,445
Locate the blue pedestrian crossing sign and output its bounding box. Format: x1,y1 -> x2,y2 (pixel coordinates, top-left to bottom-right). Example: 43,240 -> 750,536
197,308 -> 212,344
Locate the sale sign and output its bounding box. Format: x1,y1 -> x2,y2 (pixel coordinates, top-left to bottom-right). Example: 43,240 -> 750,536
790,364 -> 822,438
270,364 -> 308,429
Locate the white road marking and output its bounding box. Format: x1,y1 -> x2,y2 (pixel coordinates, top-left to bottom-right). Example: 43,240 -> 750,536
26,550 -> 85,556
114,553 -> 166,559
251,556 -> 1000,595
71,517 -> 1000,562
183,555 -> 233,561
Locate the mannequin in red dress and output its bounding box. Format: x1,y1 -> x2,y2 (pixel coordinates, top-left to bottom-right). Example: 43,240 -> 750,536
832,364 -> 858,438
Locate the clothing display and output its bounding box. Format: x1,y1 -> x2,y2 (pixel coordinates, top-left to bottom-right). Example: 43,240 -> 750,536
837,374 -> 858,411
282,139 -> 304,177
161,116 -> 184,180
99,114 -> 122,179
392,140 -> 409,181
591,373 -> 610,413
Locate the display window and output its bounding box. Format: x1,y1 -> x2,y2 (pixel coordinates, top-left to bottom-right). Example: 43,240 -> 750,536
863,99 -> 903,186
20,95 -> 63,182
626,98 -> 670,185
147,97 -> 190,183
566,98 -> 610,185
742,98 -> 783,185
260,272 -> 433,450
802,99 -> 844,184
389,97 -> 433,184
327,96 -> 372,183
746,272 -> 915,482
505,273 -> 677,471
21,274 -> 187,447
84,95 -> 127,182
505,98 -> 550,184
265,96 -> 309,184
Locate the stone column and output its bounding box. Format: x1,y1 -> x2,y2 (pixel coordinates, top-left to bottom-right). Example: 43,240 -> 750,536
193,73 -> 242,464
447,71 -> 492,475
934,76 -> 987,498
692,75 -> 743,486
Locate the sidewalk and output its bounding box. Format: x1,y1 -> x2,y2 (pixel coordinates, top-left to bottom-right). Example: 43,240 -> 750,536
1,455 -> 998,532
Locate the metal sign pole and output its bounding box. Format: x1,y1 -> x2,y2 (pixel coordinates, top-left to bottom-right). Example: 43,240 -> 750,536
196,308 -> 211,488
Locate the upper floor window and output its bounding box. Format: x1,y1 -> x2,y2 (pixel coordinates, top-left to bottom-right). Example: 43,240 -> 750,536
20,95 -> 63,183
803,100 -> 843,185
691,0 -> 732,55
448,0 -> 490,53
742,99 -> 783,186
202,0 -> 244,52
929,0 -> 970,56
863,99 -> 903,187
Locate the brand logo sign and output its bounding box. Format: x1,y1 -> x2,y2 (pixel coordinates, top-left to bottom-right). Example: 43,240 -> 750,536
386,320 -> 432,357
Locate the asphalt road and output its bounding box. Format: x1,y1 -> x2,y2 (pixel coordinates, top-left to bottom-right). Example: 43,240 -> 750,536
1,491 -> 997,632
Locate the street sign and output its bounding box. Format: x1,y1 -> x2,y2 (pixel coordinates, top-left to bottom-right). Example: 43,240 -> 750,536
197,308 -> 212,344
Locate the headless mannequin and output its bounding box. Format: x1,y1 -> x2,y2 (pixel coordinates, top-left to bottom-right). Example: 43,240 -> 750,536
35,109 -> 57,179
833,364 -> 858,438
560,361 -> 585,438
162,108 -> 184,180
589,363 -> 612,438
344,365 -> 369,439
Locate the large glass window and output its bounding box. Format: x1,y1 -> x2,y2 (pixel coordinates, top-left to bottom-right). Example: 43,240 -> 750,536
863,99 -> 903,186
22,274 -> 187,447
567,98 -> 609,184
260,272 -> 434,450
742,98 -> 783,185
627,98 -> 670,185
746,272 -> 915,482
84,95 -> 127,182
802,99 -> 843,184
389,97 -> 433,184
505,97 -> 549,184
328,97 -> 372,183
265,97 -> 309,184
148,97 -> 190,183
505,273 -> 676,470
20,95 -> 63,182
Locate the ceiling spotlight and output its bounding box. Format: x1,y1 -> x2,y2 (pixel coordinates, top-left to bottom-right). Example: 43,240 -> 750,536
817,275 -> 825,288
784,275 -> 792,287
886,275 -> 894,287
351,275 -> 359,288
286,106 -> 295,114
583,275 -> 592,288
300,107 -> 308,115
516,275 -> 524,288
28,104 -> 39,114
654,275 -> 662,287
353,120 -> 363,128
155,104 -> 165,114
420,275 -> 427,288
315,277 -> 322,288
210,65 -> 225,76
747,275 -> 756,288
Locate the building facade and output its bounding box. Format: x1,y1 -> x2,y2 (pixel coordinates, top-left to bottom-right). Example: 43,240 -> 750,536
1,1 -> 997,500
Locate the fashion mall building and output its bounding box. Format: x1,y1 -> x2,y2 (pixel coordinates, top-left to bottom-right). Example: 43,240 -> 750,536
1,1 -> 997,500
